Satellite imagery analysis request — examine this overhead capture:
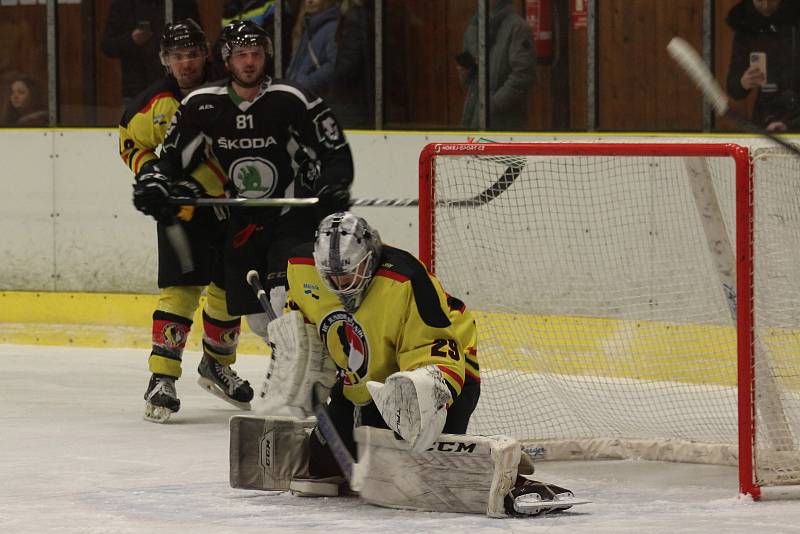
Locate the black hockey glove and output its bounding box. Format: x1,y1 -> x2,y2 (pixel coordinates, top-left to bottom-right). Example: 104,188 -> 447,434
315,184 -> 351,217
133,172 -> 171,219
169,179 -> 205,222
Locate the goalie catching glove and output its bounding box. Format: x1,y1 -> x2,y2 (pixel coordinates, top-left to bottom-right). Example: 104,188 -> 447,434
366,365 -> 452,453
263,311 -> 338,416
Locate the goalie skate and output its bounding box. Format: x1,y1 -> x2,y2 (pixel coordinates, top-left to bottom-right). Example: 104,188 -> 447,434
143,374 -> 179,424
197,353 -> 253,411
505,478 -> 591,516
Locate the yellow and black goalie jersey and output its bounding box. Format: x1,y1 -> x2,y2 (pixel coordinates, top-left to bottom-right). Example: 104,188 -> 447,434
286,244 -> 480,406
118,75 -> 227,196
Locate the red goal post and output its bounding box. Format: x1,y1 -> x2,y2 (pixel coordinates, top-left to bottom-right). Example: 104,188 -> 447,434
418,142 -> 800,499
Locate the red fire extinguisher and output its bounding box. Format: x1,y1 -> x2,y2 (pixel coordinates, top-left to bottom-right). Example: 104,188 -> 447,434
526,0 -> 553,65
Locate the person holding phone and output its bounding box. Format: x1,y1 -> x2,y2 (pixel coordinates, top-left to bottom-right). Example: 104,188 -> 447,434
725,0 -> 800,130
102,0 -> 200,104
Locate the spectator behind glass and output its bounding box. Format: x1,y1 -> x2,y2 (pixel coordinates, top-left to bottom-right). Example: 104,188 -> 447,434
285,0 -> 340,96
725,0 -> 800,131
327,0 -> 372,129
0,73 -> 47,127
458,0 -> 536,131
101,0 -> 200,104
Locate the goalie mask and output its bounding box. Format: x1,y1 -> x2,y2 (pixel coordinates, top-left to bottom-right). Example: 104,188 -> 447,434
314,212 -> 383,312
159,19 -> 208,67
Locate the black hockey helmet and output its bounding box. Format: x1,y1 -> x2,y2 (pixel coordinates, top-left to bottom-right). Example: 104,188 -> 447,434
220,20 -> 273,61
159,18 -> 208,65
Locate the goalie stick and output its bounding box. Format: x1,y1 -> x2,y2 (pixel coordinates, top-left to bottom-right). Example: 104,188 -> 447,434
245,270 -> 357,487
245,270 -> 277,322
667,37 -> 800,157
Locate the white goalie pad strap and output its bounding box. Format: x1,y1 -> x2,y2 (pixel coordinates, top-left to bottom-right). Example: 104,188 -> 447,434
244,288 -> 288,340
366,365 -> 452,453
229,415 -> 316,490
245,312 -> 270,339
353,426 -> 522,517
264,311 -> 338,416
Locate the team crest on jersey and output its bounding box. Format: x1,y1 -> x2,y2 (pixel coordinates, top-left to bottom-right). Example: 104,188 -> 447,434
229,157 -> 278,198
319,311 -> 369,381
313,109 -> 346,150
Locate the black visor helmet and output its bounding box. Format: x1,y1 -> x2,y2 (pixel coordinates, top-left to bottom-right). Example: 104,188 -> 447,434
159,18 -> 208,66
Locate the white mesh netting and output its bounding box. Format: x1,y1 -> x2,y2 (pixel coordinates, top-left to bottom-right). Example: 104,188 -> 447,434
424,143 -> 800,488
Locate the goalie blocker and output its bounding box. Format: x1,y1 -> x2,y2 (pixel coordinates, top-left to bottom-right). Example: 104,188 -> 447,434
229,415 -> 588,517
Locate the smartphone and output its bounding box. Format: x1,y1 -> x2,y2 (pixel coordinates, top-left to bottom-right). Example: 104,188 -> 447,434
136,20 -> 152,32
749,52 -> 767,82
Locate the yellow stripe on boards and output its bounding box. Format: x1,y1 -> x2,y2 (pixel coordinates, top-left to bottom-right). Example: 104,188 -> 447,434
475,311 -> 739,388
0,291 -> 266,354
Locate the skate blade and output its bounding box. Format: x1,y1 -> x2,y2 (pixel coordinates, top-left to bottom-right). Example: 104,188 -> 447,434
143,402 -> 173,423
197,377 -> 252,411
513,494 -> 591,515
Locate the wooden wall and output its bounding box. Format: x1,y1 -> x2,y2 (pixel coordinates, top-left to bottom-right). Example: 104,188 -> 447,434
0,0 -> 755,131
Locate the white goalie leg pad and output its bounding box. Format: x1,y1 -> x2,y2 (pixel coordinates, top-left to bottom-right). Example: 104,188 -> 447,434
353,426 -> 522,517
366,365 -> 452,453
229,415 -> 316,490
264,311 -> 338,416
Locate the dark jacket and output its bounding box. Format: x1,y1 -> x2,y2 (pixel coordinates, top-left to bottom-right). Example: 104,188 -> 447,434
327,4 -> 372,129
725,0 -> 800,127
460,0 -> 536,131
285,6 -> 340,95
101,0 -> 199,100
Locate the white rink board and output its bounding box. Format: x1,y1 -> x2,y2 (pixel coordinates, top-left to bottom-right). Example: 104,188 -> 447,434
0,129 -> 790,293
52,130 -> 158,293
0,131 -> 55,289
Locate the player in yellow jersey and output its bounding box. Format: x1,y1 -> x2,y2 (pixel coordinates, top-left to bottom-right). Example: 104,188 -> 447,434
121,19 -> 253,423
251,213 -> 583,514
263,211 -> 480,494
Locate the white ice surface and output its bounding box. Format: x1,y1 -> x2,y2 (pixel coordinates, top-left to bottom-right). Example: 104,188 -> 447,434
3,344 -> 800,534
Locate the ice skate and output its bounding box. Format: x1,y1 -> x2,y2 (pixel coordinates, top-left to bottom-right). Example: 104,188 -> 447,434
144,374 -> 180,423
197,353 -> 253,410
504,476 -> 591,516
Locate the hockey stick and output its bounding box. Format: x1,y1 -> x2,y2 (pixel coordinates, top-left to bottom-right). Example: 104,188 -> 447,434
245,270 -> 359,488
164,169 -> 526,210
311,388 -> 358,487
667,37 -> 800,157
167,197 -> 319,207
163,218 -> 195,273
167,196 -> 420,207
245,270 -> 277,322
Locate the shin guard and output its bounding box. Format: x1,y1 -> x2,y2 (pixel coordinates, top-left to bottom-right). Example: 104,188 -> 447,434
149,310 -> 192,377
202,310 -> 241,366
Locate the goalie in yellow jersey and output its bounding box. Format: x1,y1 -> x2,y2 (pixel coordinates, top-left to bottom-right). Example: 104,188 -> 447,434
260,212 -> 479,487
249,212 -> 584,516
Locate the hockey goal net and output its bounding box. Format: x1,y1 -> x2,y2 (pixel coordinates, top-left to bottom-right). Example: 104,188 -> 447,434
418,142 -> 800,498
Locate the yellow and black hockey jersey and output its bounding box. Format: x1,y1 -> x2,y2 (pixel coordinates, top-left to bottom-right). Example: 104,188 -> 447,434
286,243 -> 480,406
118,75 -> 227,196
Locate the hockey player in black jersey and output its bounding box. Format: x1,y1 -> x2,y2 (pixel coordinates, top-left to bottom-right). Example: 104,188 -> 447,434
132,20 -> 354,368
120,19 -> 251,424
